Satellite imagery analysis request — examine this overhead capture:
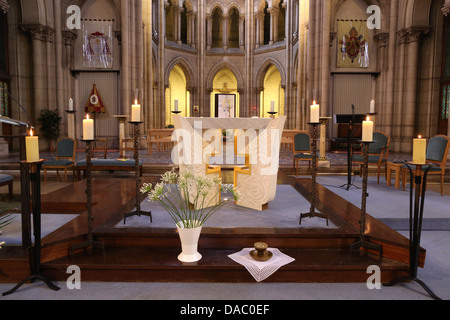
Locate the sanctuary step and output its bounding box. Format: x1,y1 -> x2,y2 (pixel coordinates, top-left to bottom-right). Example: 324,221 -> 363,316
0,176 -> 417,284
41,247 -> 409,283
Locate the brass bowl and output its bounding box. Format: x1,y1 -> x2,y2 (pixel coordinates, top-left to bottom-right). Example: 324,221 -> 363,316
249,242 -> 273,262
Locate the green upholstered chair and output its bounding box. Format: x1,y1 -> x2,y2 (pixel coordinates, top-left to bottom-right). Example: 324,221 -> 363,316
402,135 -> 449,196
43,137 -> 76,183
293,132 -> 314,175
352,131 -> 390,184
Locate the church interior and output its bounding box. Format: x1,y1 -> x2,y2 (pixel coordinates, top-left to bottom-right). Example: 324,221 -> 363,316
0,0 -> 449,301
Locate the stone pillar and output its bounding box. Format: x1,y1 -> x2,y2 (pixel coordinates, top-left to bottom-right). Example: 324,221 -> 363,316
175,5 -> 183,45
255,13 -> 261,48
320,1 -> 330,118
402,27 -> 430,152
222,14 -> 229,49
239,14 -> 245,50
206,14 -> 212,50
121,0 -> 130,116
21,24 -> 54,124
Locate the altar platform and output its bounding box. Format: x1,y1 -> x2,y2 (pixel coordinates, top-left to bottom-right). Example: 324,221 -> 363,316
0,171 -> 416,284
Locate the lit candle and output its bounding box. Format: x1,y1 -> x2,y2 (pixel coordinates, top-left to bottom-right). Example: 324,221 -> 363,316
370,100 -> 375,114
413,135 -> 427,164
174,100 -> 179,112
270,101 -> 275,113
131,99 -> 141,122
69,98 -> 73,111
310,101 -> 320,123
362,116 -> 374,142
83,114 -> 94,140
25,129 -> 40,163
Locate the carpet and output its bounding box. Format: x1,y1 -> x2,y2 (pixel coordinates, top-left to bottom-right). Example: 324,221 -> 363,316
0,214 -> 79,245
117,185 -> 337,229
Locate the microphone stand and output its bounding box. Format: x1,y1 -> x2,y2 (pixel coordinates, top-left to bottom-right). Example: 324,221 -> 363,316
340,104 -> 360,191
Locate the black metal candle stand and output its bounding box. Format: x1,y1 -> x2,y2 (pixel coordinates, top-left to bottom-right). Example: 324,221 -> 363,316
3,160 -> 60,296
123,121 -> 152,224
299,122 -> 329,225
383,163 -> 441,300
171,111 -> 182,114
70,139 -> 105,256
350,141 -> 382,257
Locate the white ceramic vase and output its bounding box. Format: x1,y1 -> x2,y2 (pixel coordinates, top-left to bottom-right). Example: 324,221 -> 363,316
176,221 -> 203,263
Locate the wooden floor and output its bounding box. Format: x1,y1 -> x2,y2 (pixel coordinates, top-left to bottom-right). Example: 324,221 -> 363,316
0,170 -> 417,284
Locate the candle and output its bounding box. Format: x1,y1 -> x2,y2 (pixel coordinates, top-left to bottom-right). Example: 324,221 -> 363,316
362,116 -> 374,142
174,100 -> 179,112
413,135 -> 427,164
69,98 -> 73,111
25,129 -> 40,162
270,101 -> 275,113
370,100 -> 375,114
310,101 -> 320,123
131,99 -> 141,122
83,114 -> 94,140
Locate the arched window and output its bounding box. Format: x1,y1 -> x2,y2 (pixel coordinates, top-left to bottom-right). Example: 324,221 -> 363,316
212,7 -> 222,48
180,3 -> 188,44
165,2 -> 175,42
263,3 -> 270,45
278,1 -> 286,41
229,7 -> 240,48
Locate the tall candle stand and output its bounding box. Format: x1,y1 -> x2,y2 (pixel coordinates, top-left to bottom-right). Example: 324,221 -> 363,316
3,160 -> 60,296
299,123 -> 329,225
384,163 -> 441,300
267,111 -> 277,119
171,110 -> 182,115
70,139 -> 104,255
350,141 -> 382,257
124,121 -> 152,224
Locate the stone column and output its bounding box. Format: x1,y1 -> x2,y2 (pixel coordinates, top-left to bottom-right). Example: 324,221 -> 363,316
206,14 -> 212,50
21,24 -> 54,124
255,12 -> 261,48
402,27 -> 430,152
239,14 -> 245,50
121,0 -> 130,116
320,1 -> 330,118
222,14 -> 229,49
175,5 -> 183,45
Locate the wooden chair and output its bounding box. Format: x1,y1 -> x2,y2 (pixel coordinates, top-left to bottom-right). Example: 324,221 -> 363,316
352,131 -> 390,184
292,131 -> 313,175
402,135 -> 449,196
93,138 -> 108,159
147,129 -> 174,154
43,137 -> 76,183
119,138 -> 135,159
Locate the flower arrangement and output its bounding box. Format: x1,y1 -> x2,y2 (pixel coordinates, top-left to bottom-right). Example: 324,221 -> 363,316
141,169 -> 239,229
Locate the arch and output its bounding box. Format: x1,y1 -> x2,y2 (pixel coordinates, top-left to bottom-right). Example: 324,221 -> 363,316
166,65 -> 190,125
164,56 -> 195,89
206,62 -> 245,92
255,58 -> 286,89
406,0 -> 434,27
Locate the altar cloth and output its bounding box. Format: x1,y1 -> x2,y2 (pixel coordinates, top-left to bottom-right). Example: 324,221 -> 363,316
228,248 -> 295,282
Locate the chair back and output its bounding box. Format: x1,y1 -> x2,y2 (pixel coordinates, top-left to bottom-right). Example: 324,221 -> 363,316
294,132 -> 310,152
56,137 -> 76,160
369,131 -> 389,155
427,135 -> 449,166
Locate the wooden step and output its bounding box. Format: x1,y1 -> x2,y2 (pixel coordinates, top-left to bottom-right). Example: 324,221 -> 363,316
41,247 -> 409,284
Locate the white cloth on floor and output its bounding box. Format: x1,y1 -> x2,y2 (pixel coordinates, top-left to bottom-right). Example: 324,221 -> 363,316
228,248 -> 295,282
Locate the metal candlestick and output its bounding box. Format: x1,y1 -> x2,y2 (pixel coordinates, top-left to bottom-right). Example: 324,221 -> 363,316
267,111 -> 277,119
300,123 -> 328,225
3,160 -> 60,296
384,163 -> 441,300
124,122 -> 152,224
70,140 -> 104,255
171,111 -> 182,114
350,141 -> 382,257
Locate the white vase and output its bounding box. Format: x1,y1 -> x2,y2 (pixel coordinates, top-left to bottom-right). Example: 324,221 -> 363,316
176,221 -> 203,263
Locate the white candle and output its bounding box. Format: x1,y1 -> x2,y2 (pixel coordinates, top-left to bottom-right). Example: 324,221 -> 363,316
270,101 -> 275,113
370,100 -> 375,114
26,129 -> 40,162
131,99 -> 141,122
83,114 -> 94,140
310,101 -> 320,123
69,98 -> 73,111
413,136 -> 427,164
174,100 -> 179,112
362,116 -> 374,142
